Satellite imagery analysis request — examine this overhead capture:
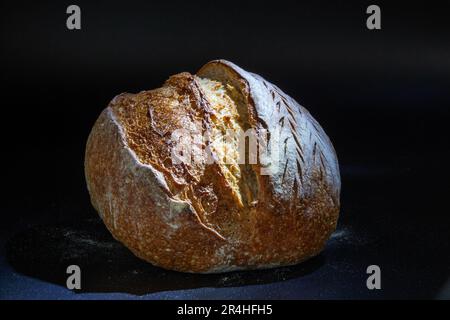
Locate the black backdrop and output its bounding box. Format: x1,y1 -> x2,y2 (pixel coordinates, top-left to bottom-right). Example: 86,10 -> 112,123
1,0 -> 449,299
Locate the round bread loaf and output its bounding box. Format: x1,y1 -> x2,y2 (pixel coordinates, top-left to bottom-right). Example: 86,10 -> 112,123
85,60 -> 340,273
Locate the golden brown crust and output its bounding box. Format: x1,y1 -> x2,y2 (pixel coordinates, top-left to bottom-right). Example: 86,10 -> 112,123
84,60 -> 340,273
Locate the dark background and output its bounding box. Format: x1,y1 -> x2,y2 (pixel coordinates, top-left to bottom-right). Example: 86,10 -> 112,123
0,0 -> 449,299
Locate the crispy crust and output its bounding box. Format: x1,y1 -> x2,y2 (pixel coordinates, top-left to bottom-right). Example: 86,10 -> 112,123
85,60 -> 340,273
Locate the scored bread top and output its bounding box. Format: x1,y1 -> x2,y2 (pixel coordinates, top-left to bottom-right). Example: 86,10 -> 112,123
198,60 -> 340,206
109,72 -> 251,244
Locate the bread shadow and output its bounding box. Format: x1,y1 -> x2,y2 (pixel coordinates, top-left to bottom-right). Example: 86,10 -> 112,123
5,217 -> 325,296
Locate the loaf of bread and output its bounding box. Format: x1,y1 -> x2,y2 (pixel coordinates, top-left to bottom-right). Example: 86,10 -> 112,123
85,60 -> 340,273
